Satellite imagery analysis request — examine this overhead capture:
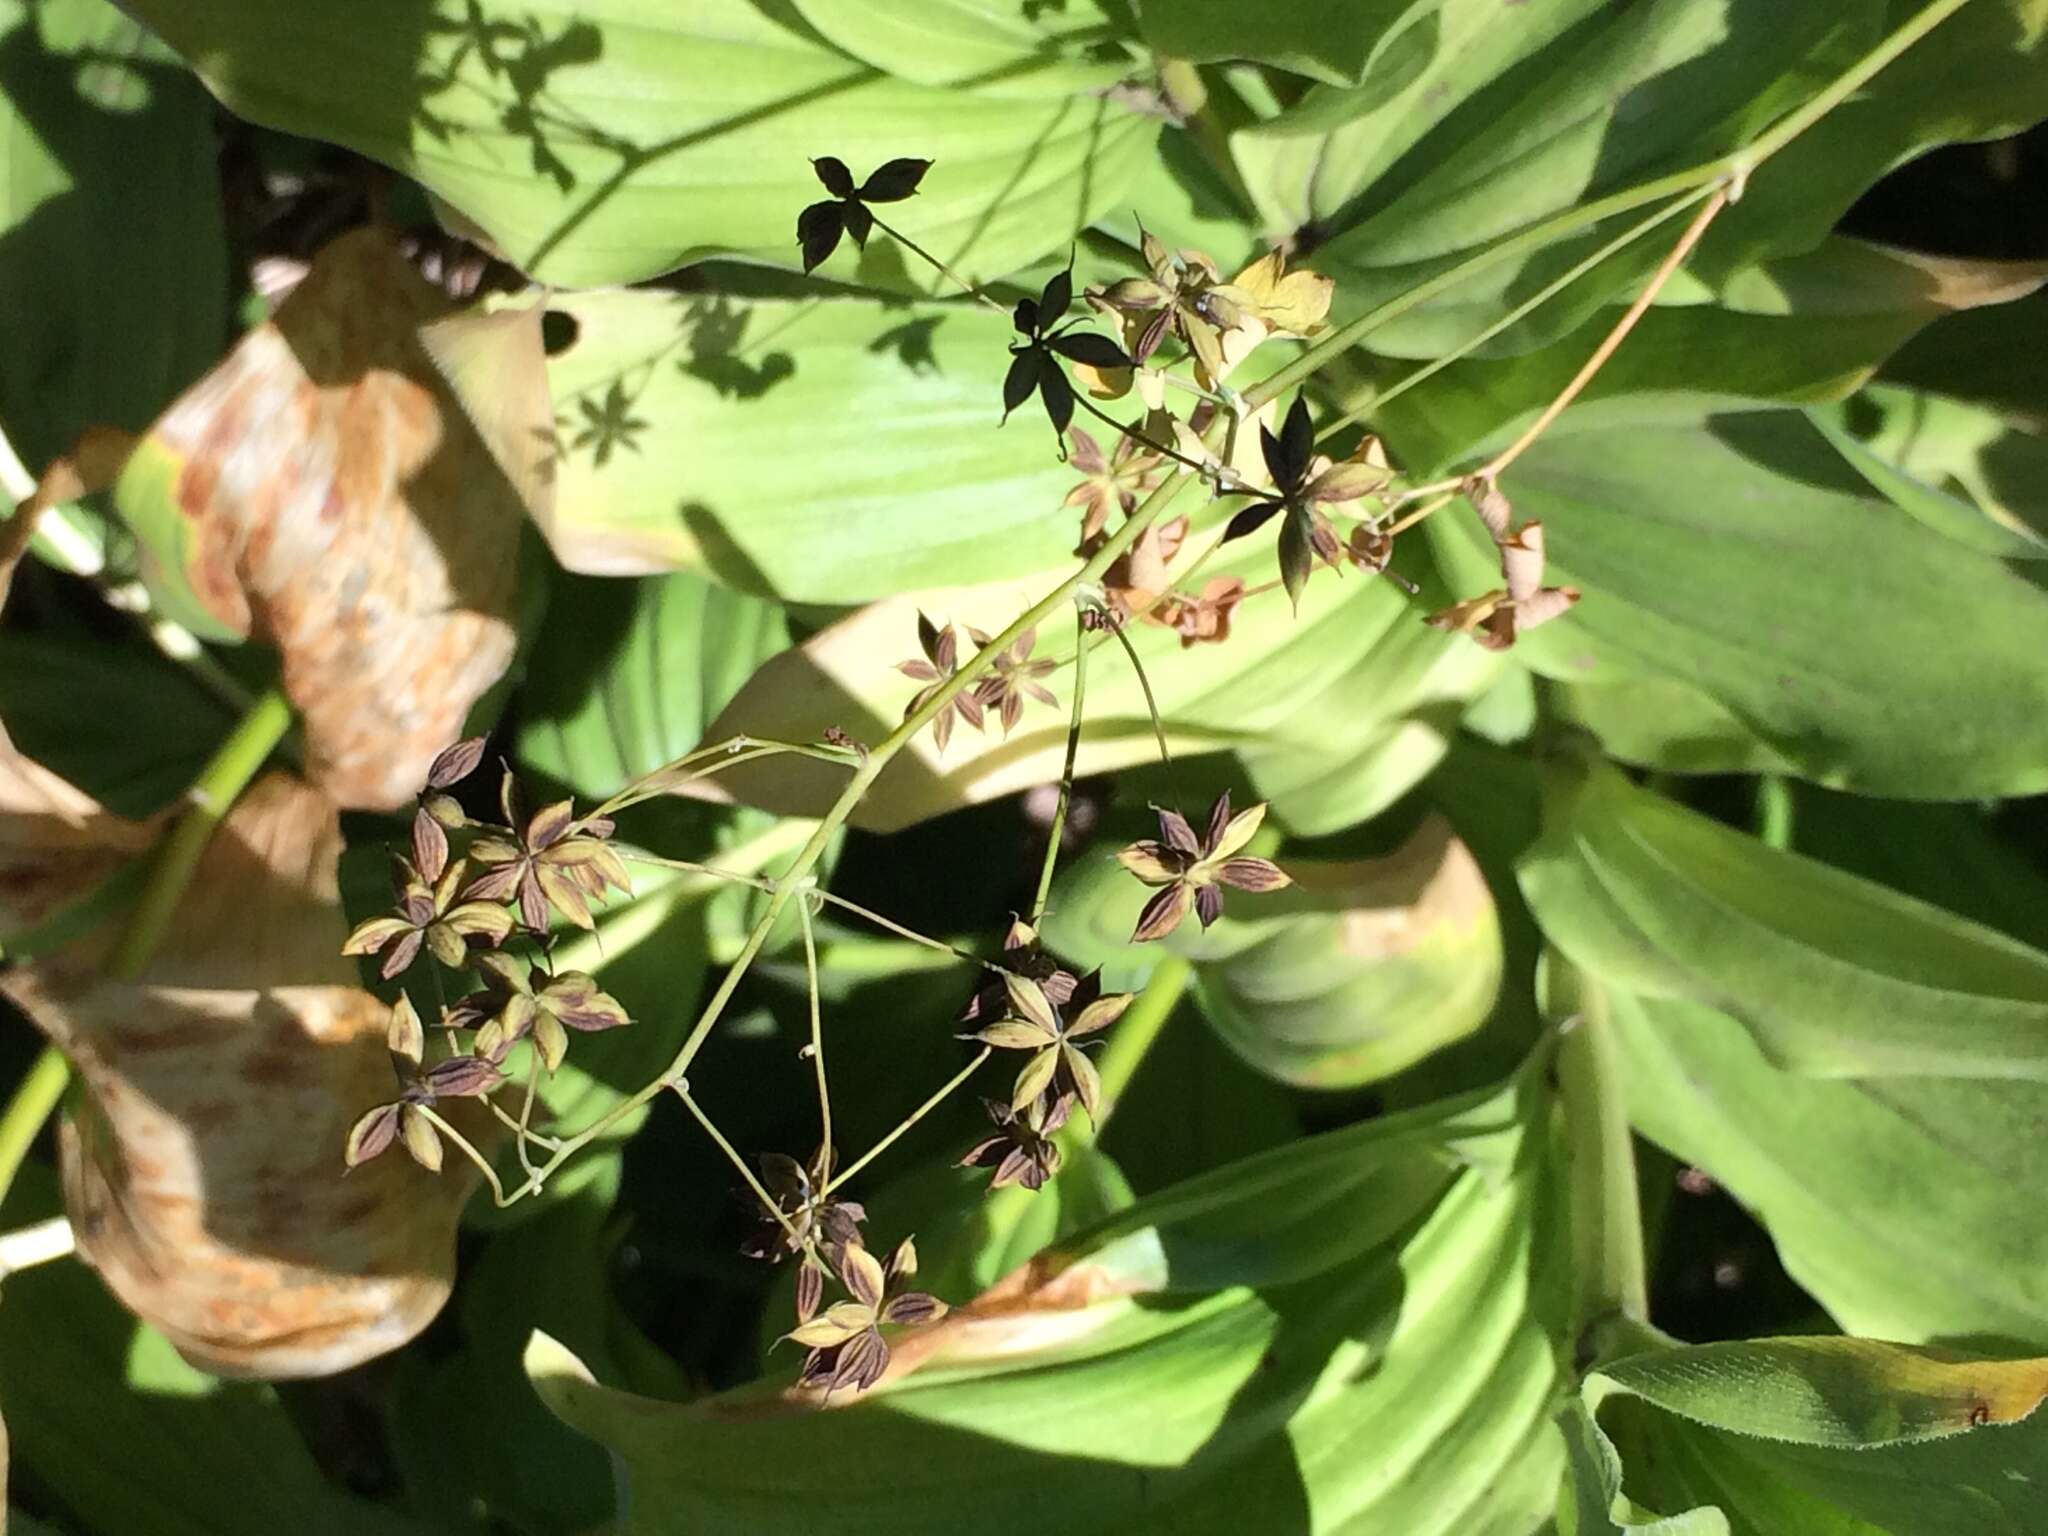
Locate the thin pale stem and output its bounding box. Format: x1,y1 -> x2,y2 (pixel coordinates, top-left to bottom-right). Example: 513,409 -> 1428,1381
869,214 -> 1012,318
1482,189 -> 1728,482
674,1085 -> 803,1245
1074,394 -> 1235,486
594,739 -> 857,819
1323,188 -> 1718,436
822,1047 -> 992,1198
415,1105 -> 510,1206
1030,609 -> 1091,924
799,896 -> 832,1168
1385,491 -> 1458,540
1244,0 -> 1967,411
1106,618 -> 1178,804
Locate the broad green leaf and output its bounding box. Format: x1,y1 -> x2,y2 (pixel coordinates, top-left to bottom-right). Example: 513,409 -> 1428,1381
1044,814 -> 1501,1089
1429,412 -> 2048,797
1307,0 -> 2048,363
1304,1 -> 1886,359
530,1064 -> 1566,1535
538,290 -> 1084,598
1810,381 -> 2048,558
1226,0 -> 1608,238
518,569 -> 792,796
693,533 -> 1490,831
1557,1396 -> 1731,1534
1883,287 -> 2048,423
1521,756 -> 2048,1082
1366,241 -> 2048,477
0,1246 -> 428,1536
393,1154 -> 682,1534
1136,0 -> 1449,89
0,629 -> 233,816
125,0 -> 1160,288
790,0 -> 1132,88
1567,1336 -> 2048,1534
0,0 -> 226,472
1610,987 -> 2048,1347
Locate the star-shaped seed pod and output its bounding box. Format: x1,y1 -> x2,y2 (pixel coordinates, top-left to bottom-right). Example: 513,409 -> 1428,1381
1116,792 -> 1291,942
343,854 -> 515,978
1221,397 -> 1389,612
1064,426 -> 1166,544
784,1236 -> 946,1398
344,1053 -> 506,1173
966,970 -> 1132,1122
741,1147 -> 868,1324
897,612 -> 989,754
445,952 -> 630,1072
1002,266 -> 1135,444
972,626 -> 1058,736
959,1092 -> 1073,1192
796,156 -> 932,272
463,772 -> 631,932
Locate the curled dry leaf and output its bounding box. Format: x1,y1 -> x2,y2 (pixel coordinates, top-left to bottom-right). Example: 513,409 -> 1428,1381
0,764 -> 481,1379
21,227 -> 549,811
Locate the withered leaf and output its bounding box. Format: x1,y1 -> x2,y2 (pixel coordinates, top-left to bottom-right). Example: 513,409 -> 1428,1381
27,228 -> 550,812
0,769 -> 482,1378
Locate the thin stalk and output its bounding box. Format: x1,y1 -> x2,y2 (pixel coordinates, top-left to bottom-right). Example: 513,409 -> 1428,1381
1483,190 -> 1728,481
1074,394 -> 1238,486
0,1046 -> 71,1211
1243,0 -> 1970,412
414,1105 -> 509,1205
822,1047 -> 992,1197
1322,188 -> 1717,437
106,687 -> 293,981
674,1085 -> 802,1245
1090,954 -> 1188,1126
1029,609 -> 1090,924
869,214 -> 1012,318
799,897 -> 831,1167
1385,490 -> 1458,540
1106,618 -> 1178,804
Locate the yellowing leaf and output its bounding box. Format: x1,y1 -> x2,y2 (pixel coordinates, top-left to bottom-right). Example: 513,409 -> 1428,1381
0,768 -> 480,1378
1229,250 -> 1334,336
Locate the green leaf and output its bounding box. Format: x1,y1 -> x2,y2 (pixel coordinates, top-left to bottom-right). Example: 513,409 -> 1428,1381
1045,815 -> 1501,1089
1611,987 -> 2048,1348
695,534 -> 1489,831
0,0 -> 226,471
0,629 -> 234,816
540,290 -> 1095,599
393,1153 -> 682,1534
0,1249 -> 429,1536
518,569 -> 792,797
1521,756 -> 2048,1082
1810,380 -> 2048,559
1566,1336 -> 2048,1534
124,0 -> 1159,288
1136,0 -> 1452,89
788,0 -> 1133,88
1430,412 -> 2048,797
1367,240 -> 2048,478
529,1063 -> 1565,1535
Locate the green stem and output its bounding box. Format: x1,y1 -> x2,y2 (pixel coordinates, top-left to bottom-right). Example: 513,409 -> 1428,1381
799,896 -> 831,1168
1090,954 -> 1188,1127
822,1047 -> 992,1198
674,1084 -> 804,1244
1029,609 -> 1090,924
1755,776 -> 1794,852
0,1046 -> 70,1211
1552,960 -> 1648,1357
1242,0 -> 1971,412
106,686 -> 293,981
